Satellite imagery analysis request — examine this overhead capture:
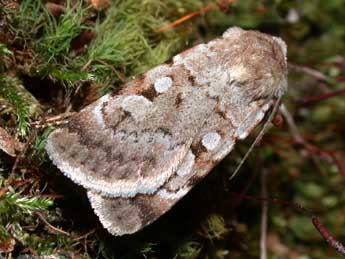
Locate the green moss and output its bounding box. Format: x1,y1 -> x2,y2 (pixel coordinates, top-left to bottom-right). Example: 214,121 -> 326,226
38,1 -> 88,63
9,0 -> 47,47
198,214 -> 229,241
2,0 -> 345,258
0,192 -> 53,216
0,191 -> 56,253
176,241 -> 203,259
0,76 -> 30,136
78,0 -> 182,95
0,43 -> 12,56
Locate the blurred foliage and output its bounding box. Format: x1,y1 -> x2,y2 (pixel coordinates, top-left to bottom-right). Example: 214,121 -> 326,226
0,76 -> 42,137
1,0 -> 345,258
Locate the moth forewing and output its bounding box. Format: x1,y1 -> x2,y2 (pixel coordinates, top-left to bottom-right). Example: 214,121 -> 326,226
45,27 -> 288,236
87,99 -> 276,236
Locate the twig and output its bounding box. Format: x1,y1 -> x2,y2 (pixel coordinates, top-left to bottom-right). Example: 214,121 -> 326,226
336,76 -> 345,82
312,215 -> 345,255
156,3 -> 214,32
155,0 -> 236,32
279,104 -> 303,143
280,105 -> 345,180
260,170 -> 268,259
94,59 -> 126,82
300,87 -> 345,106
81,59 -> 93,72
35,211 -> 70,236
72,228 -> 96,242
31,112 -> 74,128
288,62 -> 328,81
230,192 -> 345,256
36,194 -> 64,199
8,131 -> 36,184
280,105 -> 326,157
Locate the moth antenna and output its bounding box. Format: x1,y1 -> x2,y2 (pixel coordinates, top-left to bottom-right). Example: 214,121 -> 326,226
229,95 -> 283,180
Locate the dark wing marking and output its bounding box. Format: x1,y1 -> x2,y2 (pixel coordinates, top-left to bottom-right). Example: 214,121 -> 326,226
87,99 -> 273,235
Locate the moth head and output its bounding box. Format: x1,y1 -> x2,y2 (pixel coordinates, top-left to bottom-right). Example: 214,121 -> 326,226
223,27 -> 288,102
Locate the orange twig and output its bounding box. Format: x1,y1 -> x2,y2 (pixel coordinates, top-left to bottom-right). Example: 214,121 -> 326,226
156,3 -> 214,32
156,0 -> 236,33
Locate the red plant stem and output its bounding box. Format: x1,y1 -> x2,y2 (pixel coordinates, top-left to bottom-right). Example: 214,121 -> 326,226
288,62 -> 328,81
265,135 -> 345,181
336,76 -> 345,82
230,192 -> 345,256
300,87 -> 345,106
293,140 -> 345,181
312,216 -> 345,255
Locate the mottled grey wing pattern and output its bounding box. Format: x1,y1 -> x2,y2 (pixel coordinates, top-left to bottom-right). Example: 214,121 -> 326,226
87,98 -> 273,235
46,63 -> 218,198
45,27 -> 288,236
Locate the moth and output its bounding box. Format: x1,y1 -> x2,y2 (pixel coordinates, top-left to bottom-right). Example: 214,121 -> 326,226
45,27 -> 288,236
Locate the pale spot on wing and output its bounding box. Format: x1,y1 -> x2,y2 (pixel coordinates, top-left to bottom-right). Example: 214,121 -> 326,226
121,95 -> 152,121
176,151 -> 195,177
154,76 -> 173,93
202,132 -> 221,151
92,95 -> 110,128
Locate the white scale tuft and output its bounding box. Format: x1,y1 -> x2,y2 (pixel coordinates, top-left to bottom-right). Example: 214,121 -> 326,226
201,132 -> 221,150
93,95 -> 110,128
154,76 -> 173,93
